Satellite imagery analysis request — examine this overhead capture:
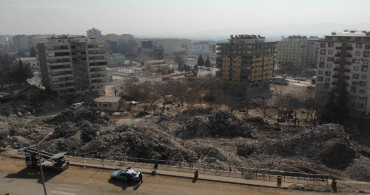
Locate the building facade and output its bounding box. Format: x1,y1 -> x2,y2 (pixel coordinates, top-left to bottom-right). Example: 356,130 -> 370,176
316,31 -> 370,115
37,36 -> 107,96
275,36 -> 320,71
216,35 -> 275,86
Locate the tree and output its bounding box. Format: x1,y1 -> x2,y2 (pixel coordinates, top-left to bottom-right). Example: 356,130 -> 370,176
175,55 -> 185,71
30,47 -> 37,57
14,59 -> 34,84
205,56 -> 211,67
197,55 -> 205,66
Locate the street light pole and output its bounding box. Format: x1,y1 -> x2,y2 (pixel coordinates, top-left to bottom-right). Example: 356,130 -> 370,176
37,132 -> 53,195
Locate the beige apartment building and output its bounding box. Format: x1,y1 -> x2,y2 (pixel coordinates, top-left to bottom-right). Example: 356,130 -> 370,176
37,36 -> 107,96
216,34 -> 275,86
275,35 -> 319,70
316,30 -> 370,115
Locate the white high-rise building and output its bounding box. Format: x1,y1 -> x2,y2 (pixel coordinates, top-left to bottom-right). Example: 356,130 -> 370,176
316,30 -> 370,115
37,36 -> 107,96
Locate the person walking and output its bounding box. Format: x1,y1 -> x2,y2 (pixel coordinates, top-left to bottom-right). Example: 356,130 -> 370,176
139,172 -> 143,183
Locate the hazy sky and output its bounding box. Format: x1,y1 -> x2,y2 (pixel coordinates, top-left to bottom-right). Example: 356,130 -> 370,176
1,0 -> 370,39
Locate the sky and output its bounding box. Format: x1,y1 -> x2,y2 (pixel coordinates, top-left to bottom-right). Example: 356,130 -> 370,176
1,0 -> 370,39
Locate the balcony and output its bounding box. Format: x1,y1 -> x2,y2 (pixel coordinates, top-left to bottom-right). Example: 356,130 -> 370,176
335,53 -> 341,57
345,62 -> 352,65
333,68 -> 340,71
332,82 -> 338,85
334,61 -> 340,64
344,69 -> 351,72
335,47 -> 342,50
346,46 -> 353,50
346,54 -> 352,57
333,74 -> 338,78
344,76 -> 350,80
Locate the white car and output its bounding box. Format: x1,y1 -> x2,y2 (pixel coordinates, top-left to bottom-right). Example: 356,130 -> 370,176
69,102 -> 83,110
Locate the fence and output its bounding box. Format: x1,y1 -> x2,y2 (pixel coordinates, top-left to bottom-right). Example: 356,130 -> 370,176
65,152 -> 330,186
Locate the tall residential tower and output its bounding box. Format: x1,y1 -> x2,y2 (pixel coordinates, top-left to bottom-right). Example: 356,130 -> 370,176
37,36 -> 107,96
316,30 -> 370,115
216,34 -> 275,86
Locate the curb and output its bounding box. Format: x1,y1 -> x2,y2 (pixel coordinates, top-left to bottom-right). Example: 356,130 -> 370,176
70,162 -> 287,189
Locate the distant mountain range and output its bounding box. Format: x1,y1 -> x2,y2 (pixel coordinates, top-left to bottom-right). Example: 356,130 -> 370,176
152,22 -> 370,41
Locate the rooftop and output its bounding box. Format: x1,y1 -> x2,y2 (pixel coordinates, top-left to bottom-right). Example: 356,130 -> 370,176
329,30 -> 370,37
94,96 -> 122,103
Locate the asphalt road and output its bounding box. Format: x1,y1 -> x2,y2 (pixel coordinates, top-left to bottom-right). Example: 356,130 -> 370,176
0,156 -> 350,195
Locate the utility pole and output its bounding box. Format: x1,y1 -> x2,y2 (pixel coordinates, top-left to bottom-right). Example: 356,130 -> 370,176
37,132 -> 53,195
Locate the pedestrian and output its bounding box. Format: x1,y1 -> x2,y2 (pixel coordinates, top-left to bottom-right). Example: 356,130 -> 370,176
332,178 -> 337,192
154,163 -> 158,170
139,172 -> 143,183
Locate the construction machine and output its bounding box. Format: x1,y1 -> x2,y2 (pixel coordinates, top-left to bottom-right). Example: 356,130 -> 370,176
23,147 -> 69,171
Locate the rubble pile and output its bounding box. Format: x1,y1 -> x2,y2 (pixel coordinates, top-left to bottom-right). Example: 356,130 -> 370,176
257,124 -> 347,157
192,145 -> 227,162
319,138 -> 356,169
0,85 -> 54,116
236,144 -> 254,157
78,125 -> 197,162
46,107 -> 109,124
178,108 -> 213,118
177,110 -> 253,139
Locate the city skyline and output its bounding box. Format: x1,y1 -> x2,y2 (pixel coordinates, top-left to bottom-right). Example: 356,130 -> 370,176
1,0 -> 370,39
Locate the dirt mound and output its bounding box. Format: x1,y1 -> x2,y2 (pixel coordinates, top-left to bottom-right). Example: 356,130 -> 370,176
258,124 -> 347,157
46,106 -> 109,124
319,138 -> 356,170
176,110 -> 252,139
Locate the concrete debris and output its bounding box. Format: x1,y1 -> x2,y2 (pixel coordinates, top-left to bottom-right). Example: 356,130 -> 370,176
319,138 -> 356,170
46,106 -> 109,124
177,110 -> 253,139
257,124 -> 347,157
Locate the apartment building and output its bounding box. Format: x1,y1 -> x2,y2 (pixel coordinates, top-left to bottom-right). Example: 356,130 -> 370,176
316,30 -> 370,115
216,34 -> 275,86
276,35 -> 320,71
37,36 -> 107,96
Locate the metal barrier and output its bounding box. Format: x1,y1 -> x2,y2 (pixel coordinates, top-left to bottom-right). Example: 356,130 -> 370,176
65,152 -> 329,186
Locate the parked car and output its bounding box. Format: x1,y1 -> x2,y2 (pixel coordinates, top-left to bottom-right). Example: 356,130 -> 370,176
110,168 -> 142,182
69,102 -> 83,110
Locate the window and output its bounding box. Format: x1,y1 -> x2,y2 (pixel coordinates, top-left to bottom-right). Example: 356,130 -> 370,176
325,71 -> 331,76
318,76 -> 323,81
362,65 -> 368,72
320,43 -> 326,48
354,66 -> 359,71
360,81 -> 366,87
351,86 -> 356,93
320,49 -> 326,55
325,78 -> 330,82
327,64 -> 332,69
319,62 -> 325,68
356,51 -> 361,56
358,104 -> 364,108
361,75 -> 367,80
352,59 -> 360,64
328,50 -> 333,55
318,70 -> 323,75
356,43 -> 362,48
359,89 -> 365,94
353,74 -> 359,79
320,57 -> 325,61
364,51 -> 369,57
365,44 -> 370,49
328,42 -> 334,47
